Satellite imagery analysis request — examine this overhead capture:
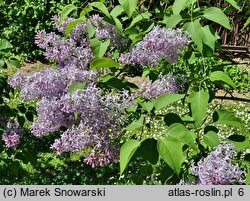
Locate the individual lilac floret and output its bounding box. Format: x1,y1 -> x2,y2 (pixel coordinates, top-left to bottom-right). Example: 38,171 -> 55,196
119,26 -> 190,67
2,120 -> 22,148
191,142 -> 246,185
136,74 -> 186,100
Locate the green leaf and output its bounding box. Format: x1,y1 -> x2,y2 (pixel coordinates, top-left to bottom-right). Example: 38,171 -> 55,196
203,7 -> 231,30
65,19 -> 84,38
225,0 -> 240,10
59,4 -> 77,25
157,137 -> 185,174
86,22 -> 95,38
120,139 -> 141,174
244,153 -> 250,162
228,134 -> 246,142
138,138 -> 159,164
124,116 -> 144,131
187,90 -> 209,126
90,2 -> 110,17
204,125 -> 218,134
154,94 -> 185,111
17,104 -> 26,113
118,0 -> 138,18
90,38 -> 110,58
164,113 -> 183,126
140,101 -> 154,113
110,5 -> 125,18
0,39 -> 12,50
7,58 -> 21,68
101,76 -> 137,90
80,6 -> 93,17
0,60 -> 5,68
166,123 -> 195,147
111,16 -> 123,32
68,82 -> 86,93
183,20 -> 204,53
90,58 -> 120,70
126,12 -> 152,30
228,138 -> 249,152
25,111 -> 34,122
165,14 -> 182,28
209,71 -> 236,88
213,109 -> 242,127
203,131 -> 220,147
242,17 -> 250,30
201,25 -> 218,51
172,0 -> 188,15
17,116 -> 25,127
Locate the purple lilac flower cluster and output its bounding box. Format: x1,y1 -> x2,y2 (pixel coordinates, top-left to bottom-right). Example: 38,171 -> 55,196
9,66 -> 97,101
119,26 -> 190,67
191,142 -> 245,185
35,14 -> 128,69
136,74 -> 186,100
51,85 -> 134,167
8,14 -> 135,167
1,120 -> 22,148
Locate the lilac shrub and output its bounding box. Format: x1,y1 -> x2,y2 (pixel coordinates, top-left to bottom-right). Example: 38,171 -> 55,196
1,120 -> 22,148
8,14 -> 134,167
191,142 -> 245,185
119,26 -> 190,67
8,13 -> 190,168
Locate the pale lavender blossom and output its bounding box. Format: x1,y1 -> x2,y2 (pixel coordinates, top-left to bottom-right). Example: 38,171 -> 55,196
17,68 -> 67,100
51,15 -> 74,34
8,66 -> 97,101
2,120 -> 22,148
8,70 -> 28,89
136,74 -> 186,100
51,85 -> 134,166
119,26 -> 190,67
191,142 -> 245,185
30,97 -> 74,137
35,31 -> 93,69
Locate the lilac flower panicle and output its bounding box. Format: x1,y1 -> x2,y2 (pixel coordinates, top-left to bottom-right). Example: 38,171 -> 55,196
191,142 -> 245,185
51,86 -> 134,166
30,97 -> 74,137
2,120 -> 22,148
136,74 -> 186,100
119,26 -> 190,67
35,29 -> 93,69
18,68 -> 67,100
8,70 -> 28,89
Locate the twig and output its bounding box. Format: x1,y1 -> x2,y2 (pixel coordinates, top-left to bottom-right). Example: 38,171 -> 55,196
215,96 -> 250,102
